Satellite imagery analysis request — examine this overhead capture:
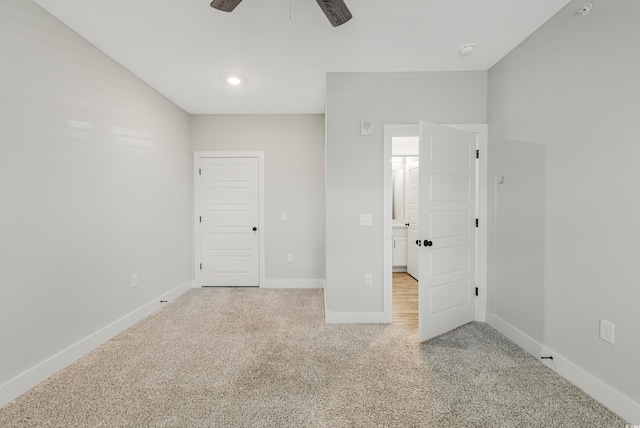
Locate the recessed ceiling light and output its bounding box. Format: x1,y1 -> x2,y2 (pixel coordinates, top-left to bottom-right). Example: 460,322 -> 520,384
458,43 -> 476,57
227,76 -> 242,86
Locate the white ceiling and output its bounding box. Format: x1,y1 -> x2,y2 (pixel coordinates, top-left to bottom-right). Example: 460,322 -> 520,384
32,0 -> 572,114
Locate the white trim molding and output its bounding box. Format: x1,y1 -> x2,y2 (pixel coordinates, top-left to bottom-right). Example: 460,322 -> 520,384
487,313 -> 640,424
447,124 -> 488,323
0,281 -> 193,408
325,310 -> 392,324
260,279 -> 325,289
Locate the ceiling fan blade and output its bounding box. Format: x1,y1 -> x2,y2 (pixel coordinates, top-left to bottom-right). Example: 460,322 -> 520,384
210,0 -> 244,13
315,0 -> 352,27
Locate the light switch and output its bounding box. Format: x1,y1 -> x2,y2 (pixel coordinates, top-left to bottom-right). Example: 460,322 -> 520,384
281,212 -> 287,221
360,214 -> 373,226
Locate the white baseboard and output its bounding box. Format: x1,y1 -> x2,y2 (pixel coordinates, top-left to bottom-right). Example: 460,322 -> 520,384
485,313 -> 544,358
325,310 -> 391,324
0,280 -> 193,408
260,278 -> 325,289
486,313 -> 640,424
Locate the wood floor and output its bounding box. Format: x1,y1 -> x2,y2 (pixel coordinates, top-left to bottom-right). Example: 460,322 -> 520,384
392,272 -> 418,326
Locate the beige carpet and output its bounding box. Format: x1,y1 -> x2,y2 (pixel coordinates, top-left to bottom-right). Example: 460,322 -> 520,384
0,288 -> 626,427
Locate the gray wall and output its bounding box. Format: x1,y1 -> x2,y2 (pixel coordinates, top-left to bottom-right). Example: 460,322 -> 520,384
0,0 -> 191,387
190,115 -> 325,281
488,0 -> 640,405
325,72 -> 487,313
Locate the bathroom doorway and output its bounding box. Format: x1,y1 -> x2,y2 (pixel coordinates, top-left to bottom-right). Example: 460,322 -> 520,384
390,134 -> 419,326
383,123 -> 489,336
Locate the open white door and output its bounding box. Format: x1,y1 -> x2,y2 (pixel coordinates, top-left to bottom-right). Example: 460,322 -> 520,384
406,158 -> 419,280
418,122 -> 476,342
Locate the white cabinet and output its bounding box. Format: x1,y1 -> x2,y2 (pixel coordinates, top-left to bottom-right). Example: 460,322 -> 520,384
393,236 -> 408,268
392,226 -> 408,270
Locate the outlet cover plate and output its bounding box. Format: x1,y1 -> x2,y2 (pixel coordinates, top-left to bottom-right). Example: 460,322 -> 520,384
364,274 -> 373,286
360,214 -> 373,226
599,318 -> 615,345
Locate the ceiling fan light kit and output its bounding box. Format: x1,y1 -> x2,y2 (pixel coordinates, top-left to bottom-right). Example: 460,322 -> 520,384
210,0 -> 352,27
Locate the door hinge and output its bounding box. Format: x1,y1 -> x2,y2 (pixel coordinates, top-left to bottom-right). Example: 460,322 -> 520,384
199,168 -> 202,175
476,149 -> 479,159
199,263 -> 202,270
475,287 -> 479,296
476,218 -> 479,228
199,216 -> 202,223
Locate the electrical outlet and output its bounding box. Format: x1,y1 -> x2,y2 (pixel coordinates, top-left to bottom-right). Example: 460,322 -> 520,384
364,274 -> 373,286
131,274 -> 138,288
360,214 -> 373,226
287,254 -> 294,263
600,319 -> 615,344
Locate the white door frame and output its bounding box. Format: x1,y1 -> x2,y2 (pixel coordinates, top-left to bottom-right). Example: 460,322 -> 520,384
193,151 -> 266,288
383,124 -> 488,323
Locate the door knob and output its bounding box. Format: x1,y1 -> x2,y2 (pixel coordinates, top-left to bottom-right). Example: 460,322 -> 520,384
415,240 -> 422,246
252,227 -> 257,231
424,240 -> 433,247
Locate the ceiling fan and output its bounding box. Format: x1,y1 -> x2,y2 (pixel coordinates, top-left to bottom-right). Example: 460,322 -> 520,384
210,0 -> 353,27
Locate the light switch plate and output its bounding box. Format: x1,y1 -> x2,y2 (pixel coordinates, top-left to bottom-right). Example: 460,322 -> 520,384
600,319 -> 615,344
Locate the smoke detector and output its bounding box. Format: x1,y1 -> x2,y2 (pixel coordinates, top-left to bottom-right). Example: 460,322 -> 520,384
458,43 -> 476,57
578,3 -> 592,16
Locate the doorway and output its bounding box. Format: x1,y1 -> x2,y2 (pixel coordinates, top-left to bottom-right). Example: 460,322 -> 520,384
390,135 -> 420,326
383,124 -> 488,334
392,272 -> 418,327
390,137 -> 419,280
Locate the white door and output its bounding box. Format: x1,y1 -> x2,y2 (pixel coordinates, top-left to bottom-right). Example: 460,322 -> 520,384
199,157 -> 259,287
418,122 -> 476,341
406,157 -> 420,279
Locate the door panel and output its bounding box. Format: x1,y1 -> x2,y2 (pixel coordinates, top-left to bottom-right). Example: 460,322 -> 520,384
406,158 -> 420,279
429,211 -> 470,239
209,254 -> 253,273
430,174 -> 470,201
208,233 -> 253,250
419,122 -> 476,341
429,245 -> 470,277
209,210 -> 254,227
431,135 -> 472,167
429,279 -> 470,314
200,157 -> 259,287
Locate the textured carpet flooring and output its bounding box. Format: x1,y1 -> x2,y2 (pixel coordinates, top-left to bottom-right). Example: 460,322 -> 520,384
0,288 -> 627,427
